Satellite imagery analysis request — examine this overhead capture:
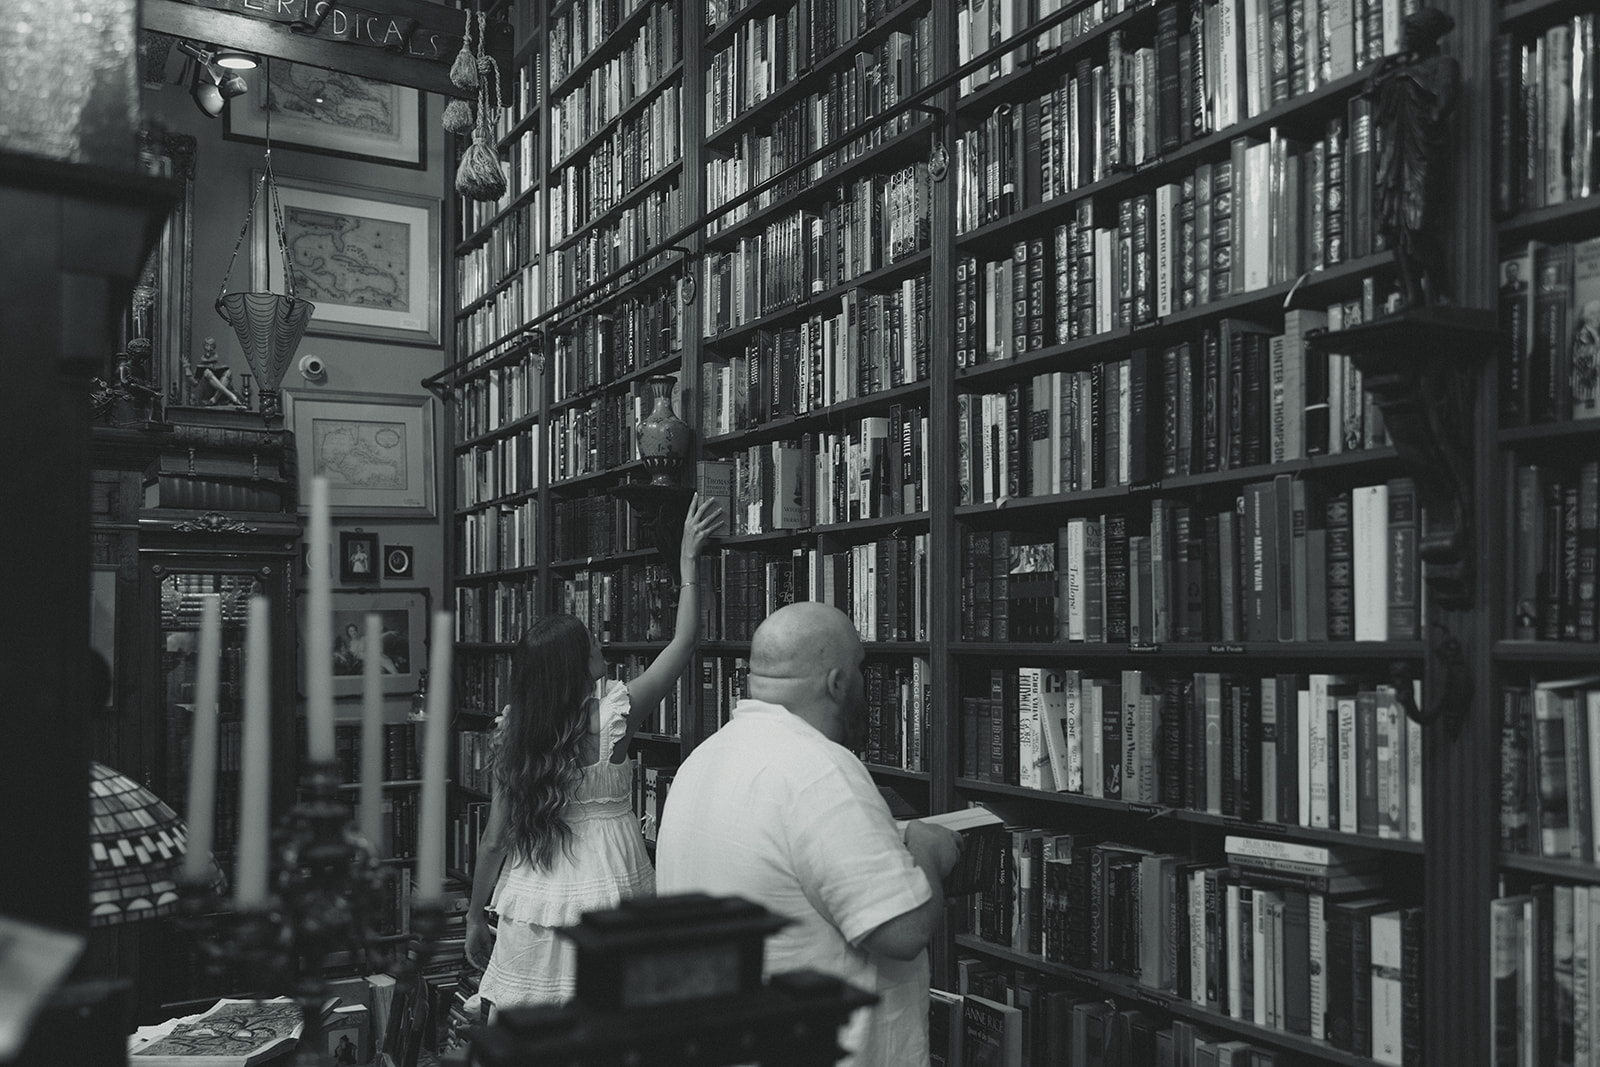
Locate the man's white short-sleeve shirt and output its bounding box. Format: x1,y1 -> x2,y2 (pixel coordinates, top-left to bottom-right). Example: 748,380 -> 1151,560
656,699 -> 933,1067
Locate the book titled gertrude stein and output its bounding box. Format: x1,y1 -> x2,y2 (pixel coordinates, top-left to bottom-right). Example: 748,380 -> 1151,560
129,997 -> 303,1067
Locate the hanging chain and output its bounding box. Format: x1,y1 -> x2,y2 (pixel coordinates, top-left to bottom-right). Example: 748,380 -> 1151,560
216,58 -> 298,306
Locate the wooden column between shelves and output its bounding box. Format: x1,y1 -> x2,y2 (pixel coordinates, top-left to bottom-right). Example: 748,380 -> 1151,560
1426,2 -> 1496,1066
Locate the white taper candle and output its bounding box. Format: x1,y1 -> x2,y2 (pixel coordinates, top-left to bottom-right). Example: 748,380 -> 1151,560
306,476 -> 335,763
415,611 -> 454,903
182,594 -> 222,882
234,595 -> 273,908
360,612 -> 385,856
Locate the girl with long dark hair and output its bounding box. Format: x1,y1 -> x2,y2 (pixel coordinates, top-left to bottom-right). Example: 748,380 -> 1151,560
464,494 -> 721,1009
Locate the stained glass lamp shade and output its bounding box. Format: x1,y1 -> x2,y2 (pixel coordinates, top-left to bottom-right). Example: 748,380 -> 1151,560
89,762 -> 223,926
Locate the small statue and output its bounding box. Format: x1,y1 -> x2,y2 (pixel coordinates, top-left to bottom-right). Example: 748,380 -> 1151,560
1365,6 -> 1460,310
90,349 -> 163,423
192,337 -> 244,407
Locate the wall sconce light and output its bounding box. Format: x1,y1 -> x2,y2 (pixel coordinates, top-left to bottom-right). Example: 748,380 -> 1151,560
212,49 -> 259,71
177,41 -> 249,118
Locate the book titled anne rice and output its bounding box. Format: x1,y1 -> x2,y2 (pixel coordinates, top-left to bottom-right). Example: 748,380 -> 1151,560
129,997 -> 303,1067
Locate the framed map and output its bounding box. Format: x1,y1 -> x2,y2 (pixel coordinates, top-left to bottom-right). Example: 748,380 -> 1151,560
254,172 -> 440,345
225,59 -> 426,168
283,390 -> 436,517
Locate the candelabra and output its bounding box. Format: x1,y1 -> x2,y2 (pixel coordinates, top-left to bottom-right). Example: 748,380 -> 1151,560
180,761 -> 442,1066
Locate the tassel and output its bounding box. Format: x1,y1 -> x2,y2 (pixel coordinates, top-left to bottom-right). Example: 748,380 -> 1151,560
456,129 -> 507,201
442,98 -> 474,134
449,11 -> 478,90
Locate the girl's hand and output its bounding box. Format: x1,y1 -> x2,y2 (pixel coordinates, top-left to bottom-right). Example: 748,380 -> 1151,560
680,492 -> 723,565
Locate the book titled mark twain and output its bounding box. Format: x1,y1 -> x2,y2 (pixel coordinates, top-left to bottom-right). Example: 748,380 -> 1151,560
129,997 -> 302,1067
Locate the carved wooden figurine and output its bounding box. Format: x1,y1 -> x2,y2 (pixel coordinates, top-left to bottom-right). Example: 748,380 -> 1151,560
1365,6 -> 1460,310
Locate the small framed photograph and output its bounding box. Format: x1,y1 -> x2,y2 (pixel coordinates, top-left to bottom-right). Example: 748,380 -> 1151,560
225,59 -> 426,170
299,589 -> 428,698
282,390 -> 436,518
383,544 -> 415,580
254,171 -> 440,345
340,531 -> 380,583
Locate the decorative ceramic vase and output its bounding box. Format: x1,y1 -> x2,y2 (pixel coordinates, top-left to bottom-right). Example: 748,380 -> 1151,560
637,375 -> 690,485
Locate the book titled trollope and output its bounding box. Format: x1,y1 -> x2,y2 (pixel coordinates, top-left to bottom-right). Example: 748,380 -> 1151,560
901,804 -> 1008,898
128,997 -> 303,1067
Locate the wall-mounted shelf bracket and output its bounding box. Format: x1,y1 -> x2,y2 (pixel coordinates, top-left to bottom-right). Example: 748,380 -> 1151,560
1307,307 -> 1497,611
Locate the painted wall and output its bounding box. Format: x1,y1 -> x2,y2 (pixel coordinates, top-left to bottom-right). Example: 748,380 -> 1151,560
142,71 -> 451,728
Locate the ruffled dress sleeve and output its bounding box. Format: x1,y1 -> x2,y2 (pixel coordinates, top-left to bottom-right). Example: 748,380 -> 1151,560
593,678 -> 632,762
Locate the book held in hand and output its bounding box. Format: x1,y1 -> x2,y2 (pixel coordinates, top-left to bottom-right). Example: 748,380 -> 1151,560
900,804 -> 1007,897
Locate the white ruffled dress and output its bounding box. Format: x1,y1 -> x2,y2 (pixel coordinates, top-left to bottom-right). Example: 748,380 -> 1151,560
476,678 -> 654,1009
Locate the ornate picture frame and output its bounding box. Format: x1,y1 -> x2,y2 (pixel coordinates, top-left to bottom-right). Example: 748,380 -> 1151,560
253,171 -> 440,345
339,531 -> 380,584
299,588 -> 428,698
282,390 -> 436,517
224,60 -> 425,170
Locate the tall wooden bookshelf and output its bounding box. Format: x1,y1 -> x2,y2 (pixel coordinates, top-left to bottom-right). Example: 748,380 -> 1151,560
433,0 -> 1520,1063
1488,0 -> 1600,1063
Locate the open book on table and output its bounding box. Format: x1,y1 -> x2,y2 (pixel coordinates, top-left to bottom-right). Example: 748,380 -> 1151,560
128,997 -> 303,1067
897,804 -> 1006,897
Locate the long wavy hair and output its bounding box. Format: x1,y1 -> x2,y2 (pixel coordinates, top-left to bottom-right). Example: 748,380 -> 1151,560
495,613 -> 594,869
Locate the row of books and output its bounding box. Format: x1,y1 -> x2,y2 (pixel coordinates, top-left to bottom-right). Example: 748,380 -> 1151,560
951,835 -> 1421,1062
456,427 -> 539,510
555,564 -> 677,644
700,169 -> 933,335
547,0 -> 658,88
860,656 -> 931,771
957,329 -> 1383,506
966,480 -> 1417,649
459,654 -> 514,716
347,788 -> 420,861
613,656 -> 690,737
1501,675 -> 1600,863
700,654 -> 750,735
960,667 -> 1424,839
705,0 -> 928,136
1498,236 -> 1600,427
702,273 -> 931,426
454,262 -> 544,357
456,497 -> 538,576
1491,16 -> 1599,220
330,722 -> 427,786
701,535 -> 930,642
452,354 -> 538,444
957,0 -> 1396,124
548,2 -> 682,166
546,380 -> 668,482
550,493 -> 648,560
699,416 -> 928,534
548,181 -> 684,305
456,199 -> 540,308
1508,460 -> 1600,644
550,290 -> 683,404
933,981 -> 1293,1067
1490,883 -> 1600,1067
453,575 -> 539,645
448,798 -> 491,877
550,89 -> 684,242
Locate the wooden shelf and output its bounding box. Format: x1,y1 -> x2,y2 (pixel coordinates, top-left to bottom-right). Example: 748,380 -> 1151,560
1498,0 -> 1598,34
954,778 -> 1428,855
948,638 -> 1427,661
864,763 -> 931,783
1492,640 -> 1600,663
704,247 -> 934,348
550,546 -> 660,568
953,934 -> 1388,1067
454,486 -> 538,517
549,353 -> 684,414
1499,852 -> 1600,882
1497,419 -> 1600,448
701,379 -> 932,449
454,411 -> 540,453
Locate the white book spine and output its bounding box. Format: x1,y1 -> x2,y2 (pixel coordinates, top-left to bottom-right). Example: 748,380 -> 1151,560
1406,681 -> 1424,841
1298,687 -> 1313,827
1064,669 -> 1083,793
1309,892 -> 1327,1040
1226,882 -> 1244,1019
1352,483 -> 1389,640
1308,674 -> 1330,829
1370,910 -> 1405,1066
1337,691 -> 1358,834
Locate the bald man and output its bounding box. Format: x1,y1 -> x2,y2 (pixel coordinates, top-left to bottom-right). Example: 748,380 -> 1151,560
656,602 -> 961,1067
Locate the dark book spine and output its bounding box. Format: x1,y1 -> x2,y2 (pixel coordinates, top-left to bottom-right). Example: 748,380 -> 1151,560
1202,327 -> 1223,472
1105,513 -> 1131,643
1090,846 -> 1109,971
1160,676 -> 1187,808
1401,906 -> 1425,1067
1324,116 -> 1346,266
1531,242 -> 1571,424
1350,902 -> 1375,1055
1241,332 -> 1267,467
1327,905 -> 1356,1049
1284,889 -> 1312,1035
992,528 -> 1011,643
1541,475 -> 1567,641
1156,4 -> 1182,154
1347,96 -> 1373,260
1102,681 -> 1124,800
1027,235 -> 1048,352
1326,490 -> 1355,640
1492,34 -> 1520,217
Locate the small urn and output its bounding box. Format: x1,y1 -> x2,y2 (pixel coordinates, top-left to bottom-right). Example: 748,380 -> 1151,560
637,375 -> 690,486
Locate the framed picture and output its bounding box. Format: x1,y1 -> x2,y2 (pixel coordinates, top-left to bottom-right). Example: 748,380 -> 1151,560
383,544 -> 415,580
283,391 -> 436,517
254,171 -> 440,345
225,60 -> 425,169
340,531 -> 380,583
299,589 -> 428,698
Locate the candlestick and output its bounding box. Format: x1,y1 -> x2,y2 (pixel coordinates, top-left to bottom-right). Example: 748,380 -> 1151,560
183,594 -> 222,882
235,595 -> 273,908
360,612 -> 385,856
415,611 -> 454,903
306,476 -> 335,764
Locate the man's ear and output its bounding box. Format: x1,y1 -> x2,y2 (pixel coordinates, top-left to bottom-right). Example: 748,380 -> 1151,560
823,666 -> 846,703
